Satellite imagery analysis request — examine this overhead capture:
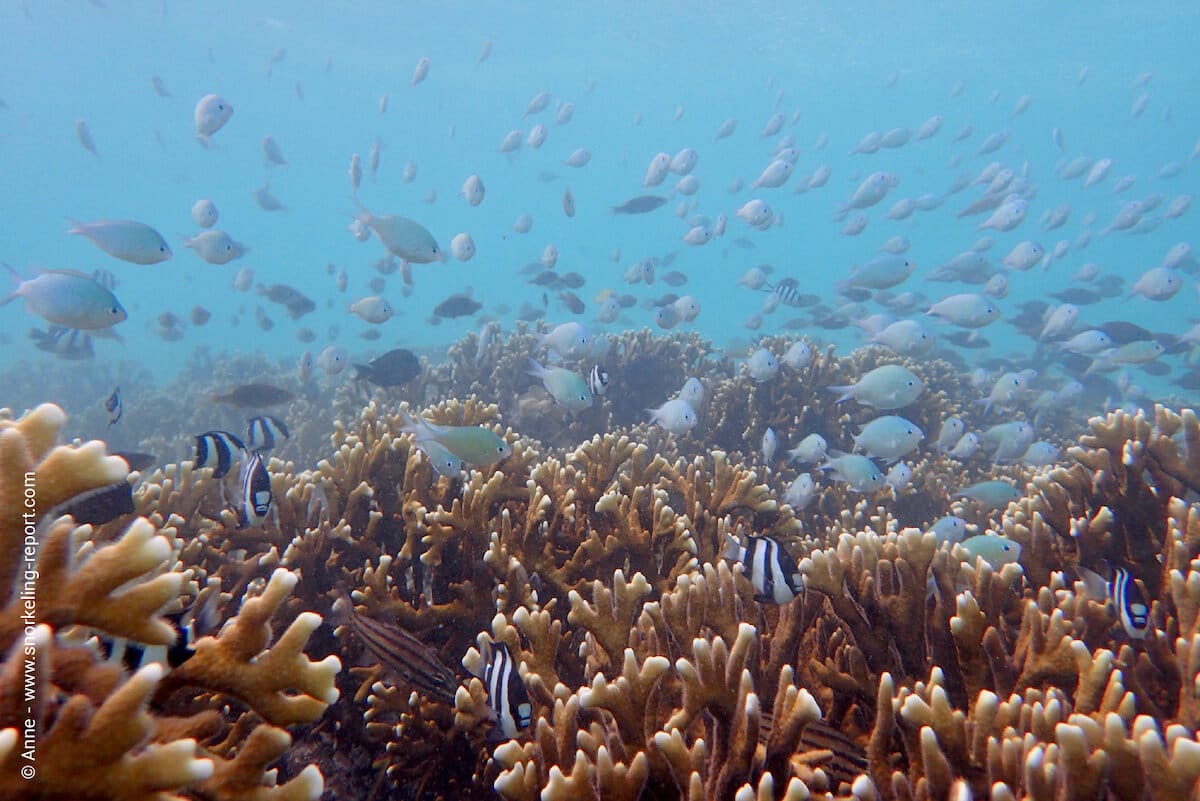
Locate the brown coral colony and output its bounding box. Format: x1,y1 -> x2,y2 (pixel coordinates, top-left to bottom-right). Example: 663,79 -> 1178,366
3,328 -> 1200,801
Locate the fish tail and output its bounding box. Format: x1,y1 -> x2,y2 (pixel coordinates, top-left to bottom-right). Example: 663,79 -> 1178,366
64,216 -> 85,235
526,358 -> 545,378
826,384 -> 853,403
0,263 -> 22,306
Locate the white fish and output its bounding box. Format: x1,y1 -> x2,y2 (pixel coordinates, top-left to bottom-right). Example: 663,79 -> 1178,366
879,127 -> 911,148
653,305 -> 679,329
1002,241 -> 1044,271
336,268 -> 348,292
1039,304 -> 1079,340
347,219 -> 370,242
1083,158 -> 1113,188
735,199 -> 773,228
297,350 -> 313,381
1165,195 -> 1192,218
782,340 -> 814,370
976,129 -> 1009,155
643,153 -> 671,187
818,451 -> 885,493
562,188 -> 576,217
541,244 -> 559,268
979,372 -> 1026,415
760,112 -> 785,137
672,295 -> 700,321
253,182 -> 286,212
524,90 -> 551,116
182,230 -> 245,264
1,267 -> 126,330
233,266 -> 254,292
499,130 -> 522,153
450,233 -> 476,261
761,427 -> 778,465
885,462 -> 913,492
461,175 -> 485,206
885,198 -> 916,220
808,165 -> 832,189
318,345 -> 346,374
828,364 -> 923,409
670,148 -> 698,175
784,473 -> 816,510
539,321 -> 591,358
713,212 -> 727,236
682,226 -> 712,246
194,94 -> 233,144
933,417 -> 964,452
926,293 -> 999,328
67,218 -> 172,265
841,214 -> 868,236
595,296 -> 620,323
880,236 -> 910,254
788,434 -> 827,465
403,160 -> 418,183
1128,266 -> 1182,301
477,39 -> 494,64
1061,329 -> 1115,355
852,416 -> 924,462
746,348 -> 780,382
411,56 -> 431,85
647,398 -> 697,434
512,213 -> 533,233
191,199 -> 218,229
851,131 -> 881,155
349,296 -> 393,324
675,175 -> 700,195
752,159 -> 793,189
348,153 -> 362,192
677,377 -> 705,406
527,124 -> 547,148
947,433 -> 980,460
714,118 -> 738,140
379,92 -> 389,113
738,267 -> 768,290
262,135 -> 287,166
564,148 -> 591,167
870,319 -> 933,355
475,321 -> 497,365
836,172 -> 898,217
356,205 -> 440,263
916,115 -> 943,140
978,196 -> 1027,231
555,101 -> 575,125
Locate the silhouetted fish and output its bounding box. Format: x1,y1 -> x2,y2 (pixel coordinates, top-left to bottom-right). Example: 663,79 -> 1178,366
49,481 -> 135,526
612,195 -> 668,215
434,292 -> 482,318
113,451 -> 155,472
353,348 -> 421,387
1049,288 -> 1104,305
209,383 -> 295,407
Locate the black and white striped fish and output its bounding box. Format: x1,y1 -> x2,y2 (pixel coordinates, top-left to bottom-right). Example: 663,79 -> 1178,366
588,364 -> 609,396
770,277 -> 806,307
193,430 -> 245,478
94,594 -> 218,672
104,386 -> 122,428
246,414 -> 290,451
1111,567 -> 1151,639
238,449 -> 273,527
723,533 -> 804,604
483,640 -> 532,739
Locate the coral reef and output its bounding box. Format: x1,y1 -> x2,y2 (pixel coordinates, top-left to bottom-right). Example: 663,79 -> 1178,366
4,330 -> 1200,801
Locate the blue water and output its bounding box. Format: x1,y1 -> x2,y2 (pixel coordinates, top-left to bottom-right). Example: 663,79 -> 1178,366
1,1 -> 1197,394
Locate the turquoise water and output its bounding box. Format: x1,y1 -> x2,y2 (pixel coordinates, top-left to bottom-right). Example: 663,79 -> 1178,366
0,1 -> 1197,394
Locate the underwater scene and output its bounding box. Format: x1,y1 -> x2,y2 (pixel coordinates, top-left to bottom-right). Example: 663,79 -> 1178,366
2,1 -> 1200,799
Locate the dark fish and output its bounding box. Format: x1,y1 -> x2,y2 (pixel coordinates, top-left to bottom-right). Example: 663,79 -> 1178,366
238,450 -> 272,527
723,534 -> 803,604
615,293 -> 637,308
646,293 -> 679,308
588,365 -> 609,396
1140,361 -> 1171,376
1173,370 -> 1200,391
49,480 -> 135,526
353,348 -> 421,387
296,327 -> 317,343
194,431 -> 245,478
258,283 -> 316,319
559,272 -> 586,289
367,276 -> 387,294
209,383 -> 295,408
372,255 -> 399,275
611,194 -> 668,214
346,608 -> 458,703
434,292 -> 482,318
113,451 -> 156,472
662,270 -> 688,287
1049,288 -> 1104,305
732,237 -> 757,249
1097,321 -> 1155,344
837,286 -> 873,303
530,270 -> 562,287
246,415 -> 289,451
483,640 -> 532,738
104,386 -> 122,428
781,317 -> 811,330
255,308 -> 274,331
558,291 -> 585,314
359,329 -> 382,341
189,306 -> 211,325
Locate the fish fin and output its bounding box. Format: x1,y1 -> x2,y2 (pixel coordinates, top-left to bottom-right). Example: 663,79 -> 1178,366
526,358 -> 545,377
64,217 -> 86,235
721,532 -> 742,560
826,384 -> 854,403
0,263 -> 22,305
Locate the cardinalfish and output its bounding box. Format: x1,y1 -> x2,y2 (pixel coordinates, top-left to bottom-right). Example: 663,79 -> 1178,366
333,596 -> 458,703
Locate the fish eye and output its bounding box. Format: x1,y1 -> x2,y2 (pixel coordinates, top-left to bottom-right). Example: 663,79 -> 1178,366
110,306 -> 120,315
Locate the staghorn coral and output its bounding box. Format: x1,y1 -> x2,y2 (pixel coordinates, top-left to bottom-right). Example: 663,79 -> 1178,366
0,404 -> 339,801
9,336 -> 1200,801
